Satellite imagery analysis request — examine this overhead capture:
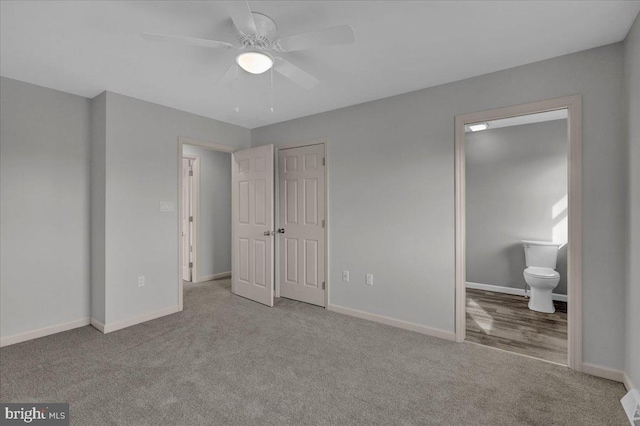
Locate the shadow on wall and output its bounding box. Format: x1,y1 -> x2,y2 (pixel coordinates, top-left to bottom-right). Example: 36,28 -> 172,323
556,243 -> 568,295
506,243 -> 526,289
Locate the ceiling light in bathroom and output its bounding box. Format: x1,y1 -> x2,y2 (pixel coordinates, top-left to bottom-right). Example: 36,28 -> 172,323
469,123 -> 489,132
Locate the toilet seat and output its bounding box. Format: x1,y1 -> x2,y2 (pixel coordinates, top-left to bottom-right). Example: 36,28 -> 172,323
524,267 -> 560,279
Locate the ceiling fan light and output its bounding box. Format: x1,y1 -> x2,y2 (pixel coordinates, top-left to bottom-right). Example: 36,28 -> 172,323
236,52 -> 273,74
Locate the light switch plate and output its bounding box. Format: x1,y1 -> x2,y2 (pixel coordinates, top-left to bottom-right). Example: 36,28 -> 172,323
138,276 -> 145,287
366,274 -> 373,286
159,201 -> 175,212
342,271 -> 349,282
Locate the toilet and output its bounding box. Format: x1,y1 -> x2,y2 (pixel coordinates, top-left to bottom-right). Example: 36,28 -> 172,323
522,240 -> 561,313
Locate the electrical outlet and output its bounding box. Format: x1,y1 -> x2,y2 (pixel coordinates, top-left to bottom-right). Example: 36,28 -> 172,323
366,274 -> 373,286
159,201 -> 174,212
342,270 -> 349,282
138,276 -> 145,287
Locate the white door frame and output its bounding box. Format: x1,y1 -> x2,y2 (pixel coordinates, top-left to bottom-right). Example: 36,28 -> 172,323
275,138 -> 329,308
182,155 -> 200,282
454,95 -> 583,371
178,136 -> 238,311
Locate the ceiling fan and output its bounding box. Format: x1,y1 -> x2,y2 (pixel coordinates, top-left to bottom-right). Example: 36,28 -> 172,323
141,1 -> 355,89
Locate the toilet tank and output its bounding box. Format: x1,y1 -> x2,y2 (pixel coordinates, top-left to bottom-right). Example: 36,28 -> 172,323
522,240 -> 560,268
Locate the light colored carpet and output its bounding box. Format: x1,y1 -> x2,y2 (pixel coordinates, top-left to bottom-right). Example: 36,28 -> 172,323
0,279 -> 627,425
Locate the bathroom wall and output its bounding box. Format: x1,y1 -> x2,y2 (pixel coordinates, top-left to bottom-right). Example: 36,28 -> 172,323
182,144 -> 232,279
466,119 -> 568,295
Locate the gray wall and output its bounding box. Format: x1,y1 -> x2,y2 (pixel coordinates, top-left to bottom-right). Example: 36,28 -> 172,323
624,13 -> 640,389
0,77 -> 91,338
251,43 -> 627,370
182,145 -> 232,278
466,120 -> 568,295
92,92 -> 249,326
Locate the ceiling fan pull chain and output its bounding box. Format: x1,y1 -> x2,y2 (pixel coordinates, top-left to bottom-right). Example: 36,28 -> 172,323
234,63 -> 240,113
270,67 -> 274,113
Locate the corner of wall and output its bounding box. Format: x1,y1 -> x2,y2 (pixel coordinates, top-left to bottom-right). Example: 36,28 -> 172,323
623,10 -> 640,390
90,92 -> 107,324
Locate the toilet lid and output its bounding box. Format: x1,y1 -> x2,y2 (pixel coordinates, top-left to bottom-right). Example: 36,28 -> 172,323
524,267 -> 560,279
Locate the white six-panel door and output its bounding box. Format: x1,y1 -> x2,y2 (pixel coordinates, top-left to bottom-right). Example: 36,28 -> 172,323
278,144 -> 325,307
232,145 -> 274,307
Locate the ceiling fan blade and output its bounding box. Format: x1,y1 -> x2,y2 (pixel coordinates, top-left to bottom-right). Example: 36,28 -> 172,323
275,25 -> 355,52
274,58 -> 319,89
226,0 -> 257,35
216,62 -> 238,87
141,33 -> 236,50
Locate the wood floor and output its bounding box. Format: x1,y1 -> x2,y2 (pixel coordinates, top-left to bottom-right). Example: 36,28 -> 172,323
466,288 -> 567,364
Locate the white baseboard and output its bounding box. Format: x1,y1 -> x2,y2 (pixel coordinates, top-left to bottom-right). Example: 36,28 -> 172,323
90,318 -> 105,333
93,305 -> 181,334
0,318 -> 91,348
198,271 -> 231,282
327,304 -> 456,342
623,372 -> 636,392
582,362 -> 625,383
466,281 -> 568,302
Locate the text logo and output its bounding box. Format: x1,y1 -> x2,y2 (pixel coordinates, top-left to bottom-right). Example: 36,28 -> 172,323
0,404 -> 69,426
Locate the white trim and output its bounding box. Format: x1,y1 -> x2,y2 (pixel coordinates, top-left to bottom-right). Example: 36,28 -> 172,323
275,139 -> 329,308
178,136 -> 237,153
276,137 -> 327,150
198,271 -> 231,282
182,155 -> 200,283
178,137 -> 239,311
455,95 -> 583,372
327,304 -> 456,341
582,362 -> 625,384
623,372 -> 636,392
464,340 -> 568,367
0,318 -> 91,347
90,318 -> 105,333
94,305 -> 180,334
466,281 -> 568,302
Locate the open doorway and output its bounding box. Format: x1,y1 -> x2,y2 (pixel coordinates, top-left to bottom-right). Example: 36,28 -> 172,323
464,110 -> 568,364
455,96 -> 583,370
178,137 -> 236,309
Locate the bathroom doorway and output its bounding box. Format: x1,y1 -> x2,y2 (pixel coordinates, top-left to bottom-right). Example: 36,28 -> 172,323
454,96 -> 583,370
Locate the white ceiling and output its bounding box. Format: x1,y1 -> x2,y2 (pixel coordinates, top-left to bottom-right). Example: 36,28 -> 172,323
2,1 -> 639,129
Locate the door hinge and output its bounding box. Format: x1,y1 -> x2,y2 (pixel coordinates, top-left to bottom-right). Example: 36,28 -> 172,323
190,245 -> 193,252
189,216 -> 193,222
322,281 -> 326,290
322,157 -> 326,166
189,170 -> 193,176
322,219 -> 325,228
189,262 -> 193,268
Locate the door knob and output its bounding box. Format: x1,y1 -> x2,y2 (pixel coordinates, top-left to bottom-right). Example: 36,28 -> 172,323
264,231 -> 271,236
277,228 -> 285,234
